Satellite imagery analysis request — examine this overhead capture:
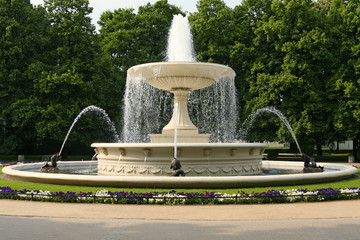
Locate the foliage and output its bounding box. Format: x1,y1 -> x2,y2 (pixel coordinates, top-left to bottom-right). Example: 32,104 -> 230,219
1,186 -> 360,205
231,0 -> 339,154
329,0 -> 360,160
35,0 -> 122,151
98,0 -> 182,74
1,0 -> 360,159
0,0 -> 122,155
189,0 -> 235,64
0,0 -> 48,153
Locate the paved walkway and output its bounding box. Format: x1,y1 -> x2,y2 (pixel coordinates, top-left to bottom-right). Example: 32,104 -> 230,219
1,199 -> 360,220
1,199 -> 360,240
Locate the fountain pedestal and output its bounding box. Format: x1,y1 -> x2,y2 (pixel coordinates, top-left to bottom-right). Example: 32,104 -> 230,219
128,62 -> 235,144
149,88 -> 210,143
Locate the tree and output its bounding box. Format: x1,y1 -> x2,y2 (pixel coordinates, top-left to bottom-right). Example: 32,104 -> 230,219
189,0 -> 235,64
99,0 -> 182,76
329,0 -> 360,161
231,0 -> 338,155
30,0 -> 123,155
230,0 -> 274,134
0,0 -> 49,154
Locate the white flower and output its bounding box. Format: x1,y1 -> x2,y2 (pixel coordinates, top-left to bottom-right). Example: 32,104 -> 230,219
95,189 -> 111,197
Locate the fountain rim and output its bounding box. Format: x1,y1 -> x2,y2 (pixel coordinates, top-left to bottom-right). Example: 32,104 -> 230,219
127,61 -> 236,77
90,142 -> 268,148
3,161 -> 357,189
127,61 -> 236,91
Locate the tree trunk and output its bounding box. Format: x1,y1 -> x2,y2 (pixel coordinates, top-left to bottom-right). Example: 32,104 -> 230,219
316,144 -> 322,156
290,142 -> 298,153
353,138 -> 358,162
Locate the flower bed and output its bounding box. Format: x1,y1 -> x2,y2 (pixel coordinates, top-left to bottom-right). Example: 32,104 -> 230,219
1,187 -> 360,205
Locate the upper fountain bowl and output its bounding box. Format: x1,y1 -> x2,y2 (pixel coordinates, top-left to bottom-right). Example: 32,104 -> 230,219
127,62 -> 236,91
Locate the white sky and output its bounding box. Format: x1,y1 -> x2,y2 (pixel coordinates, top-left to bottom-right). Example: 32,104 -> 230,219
30,0 -> 241,30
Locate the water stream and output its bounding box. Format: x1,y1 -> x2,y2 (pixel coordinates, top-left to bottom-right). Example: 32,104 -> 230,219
166,14 -> 195,62
174,103 -> 178,159
59,105 -> 119,155
240,107 -> 302,154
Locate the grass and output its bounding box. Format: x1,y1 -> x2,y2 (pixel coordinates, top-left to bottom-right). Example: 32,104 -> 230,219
1,166 -> 360,195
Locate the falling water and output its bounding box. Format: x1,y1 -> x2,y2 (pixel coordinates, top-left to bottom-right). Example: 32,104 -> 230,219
122,79 -> 171,142
121,76 -> 238,143
174,103 -> 178,159
59,105 -> 119,155
240,107 -> 302,154
121,14 -> 239,143
188,77 -> 238,142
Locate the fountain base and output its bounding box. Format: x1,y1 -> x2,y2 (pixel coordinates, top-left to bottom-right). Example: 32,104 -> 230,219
3,161 -> 358,188
92,142 -> 266,176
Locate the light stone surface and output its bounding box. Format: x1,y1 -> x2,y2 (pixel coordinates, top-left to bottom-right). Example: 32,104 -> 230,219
92,142 -> 266,176
127,62 -> 235,91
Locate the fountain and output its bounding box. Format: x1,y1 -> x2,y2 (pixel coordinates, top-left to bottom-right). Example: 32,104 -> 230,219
92,14 -> 265,177
93,60 -> 265,176
2,15 -> 357,188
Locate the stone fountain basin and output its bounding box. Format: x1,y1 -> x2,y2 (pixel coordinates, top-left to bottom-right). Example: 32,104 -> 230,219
127,62 -> 236,90
2,161 -> 357,189
92,142 -> 266,177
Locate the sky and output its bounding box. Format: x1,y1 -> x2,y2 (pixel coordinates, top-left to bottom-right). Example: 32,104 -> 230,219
30,0 -> 240,30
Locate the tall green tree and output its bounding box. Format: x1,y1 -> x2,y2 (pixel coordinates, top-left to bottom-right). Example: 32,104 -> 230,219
0,0 -> 48,154
99,0 -> 182,78
230,0 -> 274,135
231,0 -> 337,155
330,0 -> 360,160
189,0 -> 235,64
32,0 -> 122,155
1,0 -> 121,155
